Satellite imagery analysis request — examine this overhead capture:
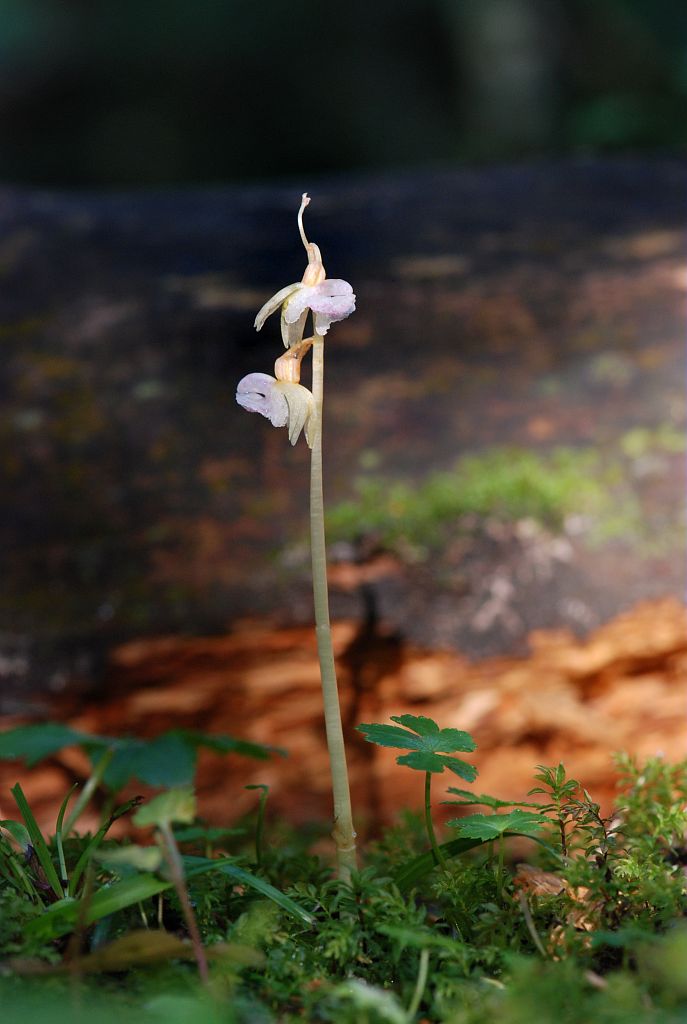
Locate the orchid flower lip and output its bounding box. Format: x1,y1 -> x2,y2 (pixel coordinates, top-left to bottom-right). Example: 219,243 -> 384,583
236,372 -> 288,428
236,371 -> 315,447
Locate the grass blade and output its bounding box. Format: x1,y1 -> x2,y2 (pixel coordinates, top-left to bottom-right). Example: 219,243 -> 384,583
26,874 -> 169,941
184,856 -> 315,927
27,857 -> 314,941
69,796 -> 144,896
0,831 -> 37,898
0,819 -> 31,852
54,784 -> 78,897
394,831 -> 560,892
63,747 -> 114,835
394,837 -> 484,891
11,783 -> 63,900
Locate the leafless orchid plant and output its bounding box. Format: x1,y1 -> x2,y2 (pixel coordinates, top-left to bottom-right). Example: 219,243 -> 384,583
236,195 -> 357,879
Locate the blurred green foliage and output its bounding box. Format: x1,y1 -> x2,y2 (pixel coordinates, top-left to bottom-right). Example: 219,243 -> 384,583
325,446 -> 626,550
0,0 -> 684,186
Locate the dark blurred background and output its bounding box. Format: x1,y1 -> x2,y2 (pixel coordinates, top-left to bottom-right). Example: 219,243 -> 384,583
1,0 -> 686,187
0,0 -> 685,713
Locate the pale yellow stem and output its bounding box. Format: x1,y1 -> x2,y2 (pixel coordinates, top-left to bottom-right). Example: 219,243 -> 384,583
309,336 -> 357,880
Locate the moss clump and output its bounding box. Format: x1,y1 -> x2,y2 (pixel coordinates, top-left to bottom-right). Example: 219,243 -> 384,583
326,446 -> 625,550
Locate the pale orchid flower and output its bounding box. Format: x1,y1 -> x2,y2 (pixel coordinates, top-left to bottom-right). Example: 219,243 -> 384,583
237,195 -> 354,448
236,371 -> 315,447
253,194 -> 356,347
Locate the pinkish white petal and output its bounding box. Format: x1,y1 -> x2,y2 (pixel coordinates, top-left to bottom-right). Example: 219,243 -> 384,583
281,305 -> 308,348
254,283 -> 303,332
236,374 -> 315,447
312,281 -> 356,335
309,279 -> 356,315
276,381 -> 316,446
282,279 -> 356,332
312,311 -> 333,336
281,287 -> 315,326
236,373 -> 288,427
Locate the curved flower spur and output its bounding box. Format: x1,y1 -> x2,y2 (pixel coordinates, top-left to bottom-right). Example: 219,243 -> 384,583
235,195 -> 358,879
253,194 -> 356,345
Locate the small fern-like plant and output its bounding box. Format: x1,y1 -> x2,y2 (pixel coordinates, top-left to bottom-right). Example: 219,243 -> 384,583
357,714 -> 478,868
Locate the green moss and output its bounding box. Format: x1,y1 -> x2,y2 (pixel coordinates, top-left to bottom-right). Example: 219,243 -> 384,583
1,739 -> 686,1022
326,446 -> 629,550
620,424 -> 687,459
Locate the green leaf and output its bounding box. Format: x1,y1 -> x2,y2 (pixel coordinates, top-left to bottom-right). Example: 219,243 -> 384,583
394,837 -> 486,892
376,923 -> 463,953
123,734 -> 197,787
440,756 -> 479,781
104,735 -> 197,790
392,715 -> 476,752
69,796 -> 145,896
356,723 -> 425,751
396,751 -> 446,773
447,809 -> 549,840
391,714 -> 440,737
394,829 -> 560,891
357,717 -> 477,776
0,724 -> 110,766
27,857 -> 314,941
11,783 -> 64,900
183,857 -> 315,926
102,729 -> 283,790
182,729 -> 285,760
26,874 -> 169,941
173,825 -> 245,844
0,819 -> 32,853
95,845 -> 164,872
444,788 -> 542,810
133,787 -> 196,829
396,749 -> 477,778
444,787 -> 478,802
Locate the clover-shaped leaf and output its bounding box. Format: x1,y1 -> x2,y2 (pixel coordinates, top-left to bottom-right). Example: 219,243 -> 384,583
446,808 -> 549,841
0,723 -> 112,766
95,844 -> 164,873
357,715 -> 477,780
133,786 -> 196,830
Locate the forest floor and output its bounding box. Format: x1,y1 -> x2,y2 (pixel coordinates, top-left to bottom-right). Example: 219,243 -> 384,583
1,596 -> 684,836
